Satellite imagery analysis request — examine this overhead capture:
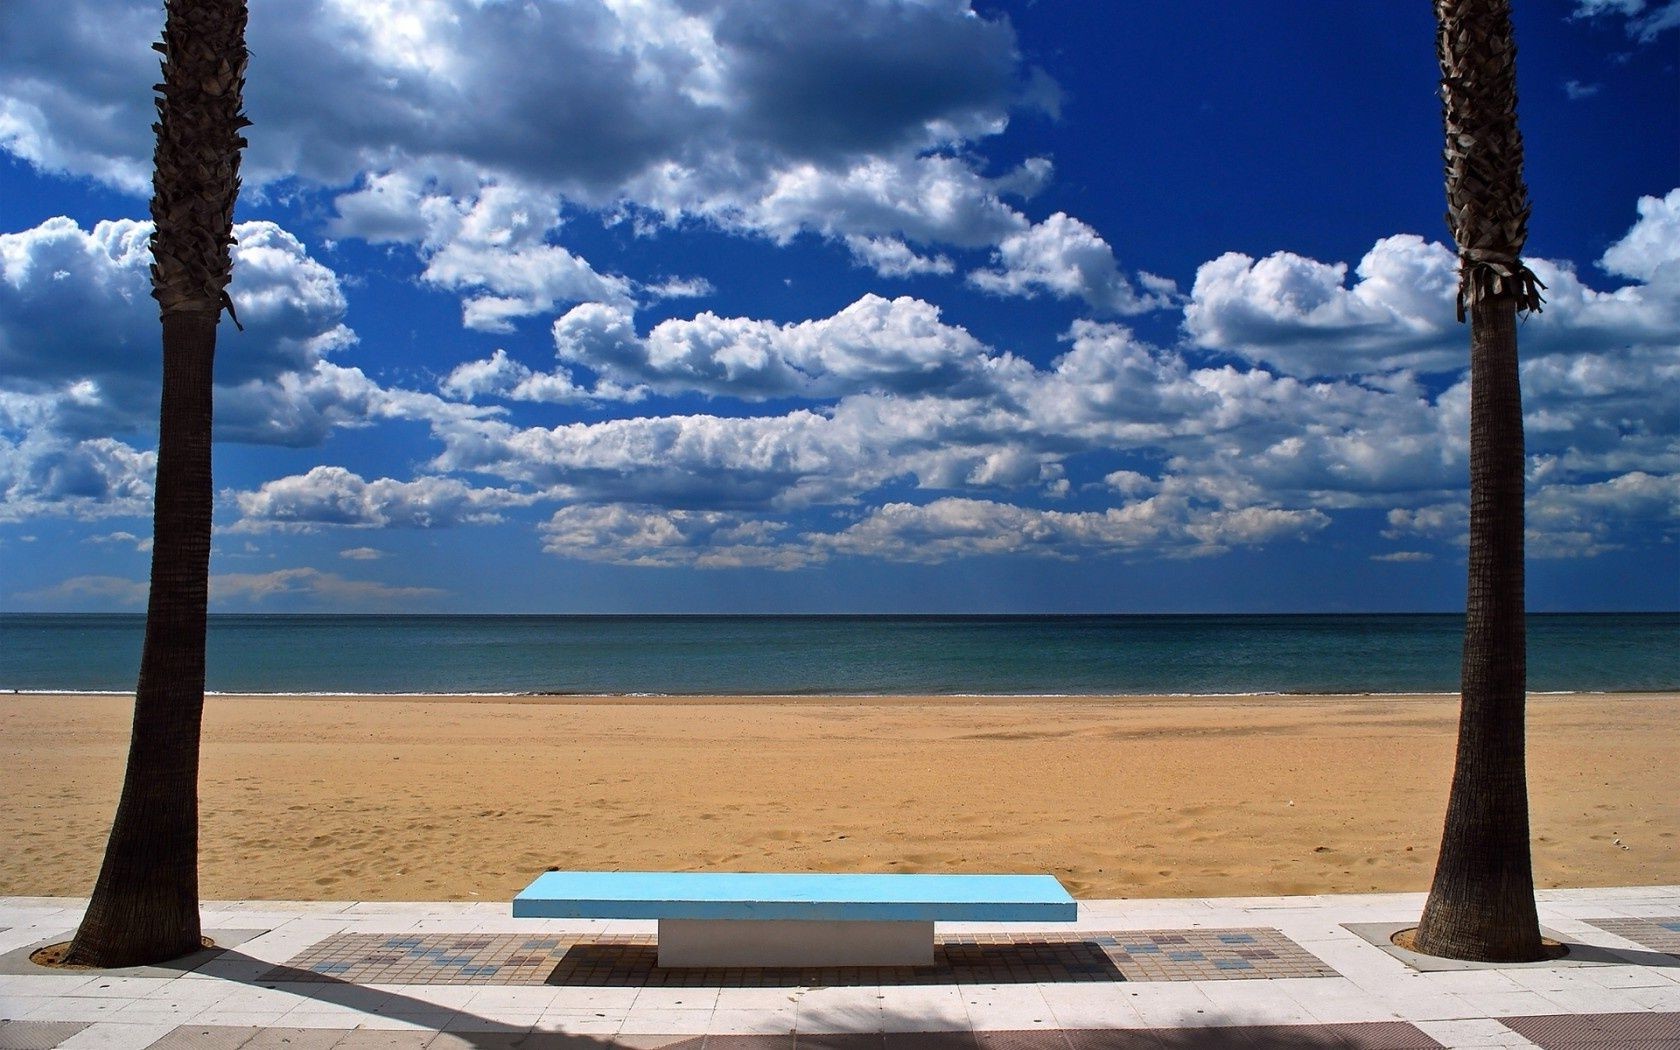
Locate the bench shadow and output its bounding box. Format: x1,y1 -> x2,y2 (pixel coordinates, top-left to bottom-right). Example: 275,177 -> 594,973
543,939 -> 1127,988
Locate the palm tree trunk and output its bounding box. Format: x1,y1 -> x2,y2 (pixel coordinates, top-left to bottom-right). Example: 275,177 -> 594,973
63,0 -> 246,968
1414,297 -> 1542,961
1414,0 -> 1545,963
64,311 -> 217,967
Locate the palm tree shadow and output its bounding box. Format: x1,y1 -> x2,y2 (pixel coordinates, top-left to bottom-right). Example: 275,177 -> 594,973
182,946 -> 1429,1049
184,948 -> 639,1049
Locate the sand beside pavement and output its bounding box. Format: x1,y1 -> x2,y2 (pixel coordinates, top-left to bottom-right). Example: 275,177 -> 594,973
3,691 -> 1674,903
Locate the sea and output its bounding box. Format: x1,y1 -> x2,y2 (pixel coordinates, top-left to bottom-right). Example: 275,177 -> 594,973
1,612 -> 1675,697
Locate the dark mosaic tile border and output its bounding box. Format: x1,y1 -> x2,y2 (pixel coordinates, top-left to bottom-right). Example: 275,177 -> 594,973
265,927 -> 1334,988
1499,1011 -> 1680,1049
1580,917 -> 1680,958
0,1019 -> 93,1049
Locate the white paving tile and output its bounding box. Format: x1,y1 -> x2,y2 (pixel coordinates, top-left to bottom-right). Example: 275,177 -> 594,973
0,886 -> 1677,1042
1122,983 -> 1220,1028
630,985 -> 720,1011
1195,979 -> 1317,1026
795,986 -> 885,1032
532,1010 -> 625,1035
615,1006 -> 712,1034
708,1006 -> 798,1033
1412,1017 -> 1544,1047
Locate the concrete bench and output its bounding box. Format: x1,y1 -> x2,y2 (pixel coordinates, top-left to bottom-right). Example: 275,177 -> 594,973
512,871 -> 1077,967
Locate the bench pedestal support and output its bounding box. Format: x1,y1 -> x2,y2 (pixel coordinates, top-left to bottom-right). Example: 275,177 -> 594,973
656,918 -> 935,968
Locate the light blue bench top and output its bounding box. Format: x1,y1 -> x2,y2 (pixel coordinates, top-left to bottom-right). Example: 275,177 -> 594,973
512,871 -> 1077,923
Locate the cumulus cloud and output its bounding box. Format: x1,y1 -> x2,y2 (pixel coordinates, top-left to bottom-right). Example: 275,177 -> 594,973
843,236 -> 954,278
541,504 -> 810,569
231,465 -> 537,531
332,174 -> 632,331
1381,469 -> 1680,558
1526,471 -> 1680,557
1184,202 -> 1680,377
969,212 -> 1177,315
1600,188 -> 1680,284
1,217 -> 352,440
5,1 -> 1051,258
540,293 -> 992,401
0,433 -> 155,522
0,215 -> 501,520
815,495 -> 1327,563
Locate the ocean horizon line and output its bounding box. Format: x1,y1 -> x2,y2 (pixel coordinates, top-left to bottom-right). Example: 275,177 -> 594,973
6,611 -> 1675,696
5,609 -> 1674,618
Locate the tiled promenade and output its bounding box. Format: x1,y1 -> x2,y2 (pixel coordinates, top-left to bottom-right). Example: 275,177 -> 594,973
1,887 -> 1677,1048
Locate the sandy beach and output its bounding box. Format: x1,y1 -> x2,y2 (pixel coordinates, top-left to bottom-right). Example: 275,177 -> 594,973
3,691 -> 1674,903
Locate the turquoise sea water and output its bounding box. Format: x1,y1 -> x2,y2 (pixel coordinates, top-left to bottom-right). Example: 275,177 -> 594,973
1,613 -> 1675,696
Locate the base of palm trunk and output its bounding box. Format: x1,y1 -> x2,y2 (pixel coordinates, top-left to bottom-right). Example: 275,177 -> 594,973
1394,925 -> 1562,963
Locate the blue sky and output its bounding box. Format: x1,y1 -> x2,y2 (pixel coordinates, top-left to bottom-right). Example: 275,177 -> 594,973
2,0 -> 1676,613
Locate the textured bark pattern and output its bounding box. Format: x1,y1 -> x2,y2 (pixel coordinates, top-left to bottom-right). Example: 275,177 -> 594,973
1436,0 -> 1544,321
1417,0 -> 1544,964
65,315 -> 218,967
1416,301 -> 1542,961
149,0 -> 248,322
65,0 -> 245,968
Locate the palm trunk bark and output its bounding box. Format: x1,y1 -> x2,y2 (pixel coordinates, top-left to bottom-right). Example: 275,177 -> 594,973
1414,0 -> 1545,962
63,0 -> 246,968
1414,298 -> 1542,961
65,312 -> 218,967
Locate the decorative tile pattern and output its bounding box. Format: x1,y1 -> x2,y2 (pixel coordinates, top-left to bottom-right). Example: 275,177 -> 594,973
266,927 -> 1332,988
1076,927 -> 1335,981
269,933 -> 579,985
1581,916 -> 1680,957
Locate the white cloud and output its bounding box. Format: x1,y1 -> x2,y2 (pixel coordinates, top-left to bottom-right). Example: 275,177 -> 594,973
0,217 -> 358,442
339,546 -> 384,560
969,212 -> 1176,315
209,567 -> 445,607
18,574 -> 148,607
1526,471 -> 1680,557
547,293 -> 991,400
0,433 -> 155,522
843,235 -> 954,278
439,348 -> 615,404
88,529 -> 151,552
540,504 -> 811,569
1573,0 -> 1680,41
1184,207 -> 1680,377
231,465 -> 537,530
1183,235 -> 1459,376
5,0 -> 1044,245
812,496 -> 1328,564
332,174 -> 632,331
1564,80 -> 1602,99
1600,188 -> 1680,284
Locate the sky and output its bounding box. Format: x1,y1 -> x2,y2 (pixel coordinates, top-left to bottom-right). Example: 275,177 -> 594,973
1,0 -> 1677,615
